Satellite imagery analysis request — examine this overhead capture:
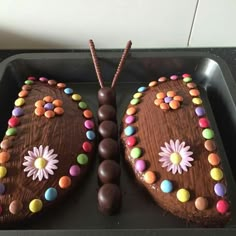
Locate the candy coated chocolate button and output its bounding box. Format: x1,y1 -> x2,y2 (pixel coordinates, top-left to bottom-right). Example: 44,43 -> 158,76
195,197 -> 208,211
0,139 -> 13,149
35,107 -> 45,116
78,101 -> 88,110
77,154 -> 88,165
0,183 -> 5,195
210,168 -> 223,181
86,130 -> 96,140
48,80 -> 57,86
195,107 -> 205,117
125,115 -> 135,124
24,80 -> 34,85
160,180 -> 173,193
98,138 -> 118,160
28,76 -> 36,81
44,110 -> 55,118
0,152 -> 10,164
208,153 -> 220,166
22,84 -> 32,91
12,107 -> 24,116
35,100 -> 45,107
192,98 -> 202,105
176,188 -> 190,202
199,117 -> 210,128
98,87 -> 116,106
29,199 -> 43,213
53,99 -> 63,107
160,103 -> 169,110
98,105 -> 116,122
135,159 -> 146,172
72,94 -> 82,101
130,98 -> 140,105
84,120 -> 94,129
167,91 -> 176,97
173,95 -> 183,102
39,77 -> 48,82
137,86 -> 147,92
202,128 -> 214,139
183,77 -> 192,83
59,176 -> 71,189
204,140 -> 216,152
6,128 -> 17,136
54,107 -> 64,115
133,92 -> 143,98
187,82 -> 197,89
18,90 -> 29,98
64,88 -> 73,95
144,171 -> 156,184
154,99 -> 163,106
83,110 -> 93,119
45,188 -> 58,201
189,89 -> 200,97
130,147 -> 142,159
158,77 -> 167,82
43,96 -> 54,103
8,117 -> 20,127
126,107 -> 136,115
182,73 -> 191,78
169,100 -> 180,110
170,75 -> 178,80
216,200 -> 229,214
156,92 -> 166,99
44,103 -> 54,111
124,126 -> 136,136
148,81 -> 158,87
82,141 -> 92,152
57,83 -> 66,89
164,96 -> 172,103
126,136 -> 137,147
69,165 -> 81,176
214,183 -> 226,197
9,200 -> 23,214
98,121 -> 117,139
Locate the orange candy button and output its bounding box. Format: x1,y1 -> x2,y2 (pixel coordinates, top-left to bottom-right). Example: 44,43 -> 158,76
43,96 -> 54,103
83,110 -> 93,119
35,107 -> 45,116
18,90 -> 29,98
160,103 -> 169,110
173,95 -> 183,102
154,99 -> 163,106
59,176 -> 71,189
35,100 -> 45,108
149,81 -> 158,87
167,91 -> 176,97
57,83 -> 66,89
189,89 -> 200,97
158,77 -> 167,82
144,171 -> 156,184
54,107 -> 64,115
53,99 -> 63,107
169,100 -> 180,109
0,152 -> 10,164
156,92 -> 166,99
208,153 -> 220,166
126,107 -> 137,115
44,110 -> 55,118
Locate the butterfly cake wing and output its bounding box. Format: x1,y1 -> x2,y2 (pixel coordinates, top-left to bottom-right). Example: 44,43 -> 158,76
121,75 -> 231,226
0,77 -> 96,224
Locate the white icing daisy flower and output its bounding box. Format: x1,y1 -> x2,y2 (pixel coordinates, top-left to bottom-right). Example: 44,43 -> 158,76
159,139 -> 193,174
23,145 -> 59,181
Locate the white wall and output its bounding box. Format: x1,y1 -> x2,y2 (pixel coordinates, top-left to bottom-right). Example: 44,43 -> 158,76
0,0 -> 235,49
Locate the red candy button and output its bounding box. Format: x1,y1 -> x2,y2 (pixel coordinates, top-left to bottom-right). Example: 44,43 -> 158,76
216,200 -> 229,214
82,142 -> 92,153
199,117 -> 210,128
126,136 -> 137,147
8,117 -> 20,127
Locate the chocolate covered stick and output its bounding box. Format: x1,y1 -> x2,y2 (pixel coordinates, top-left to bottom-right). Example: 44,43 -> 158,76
111,40 -> 132,88
89,39 -> 104,88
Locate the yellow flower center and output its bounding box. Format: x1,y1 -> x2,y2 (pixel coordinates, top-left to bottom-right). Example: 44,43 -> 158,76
34,157 -> 47,169
170,152 -> 182,164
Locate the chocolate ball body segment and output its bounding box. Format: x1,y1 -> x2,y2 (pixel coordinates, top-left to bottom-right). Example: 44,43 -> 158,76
98,104 -> 116,122
98,138 -> 119,160
98,120 -> 118,139
98,183 -> 121,215
98,160 -> 121,184
98,87 -> 116,107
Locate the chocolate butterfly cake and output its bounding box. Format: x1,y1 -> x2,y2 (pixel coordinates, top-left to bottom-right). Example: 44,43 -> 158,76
121,74 -> 231,226
0,77 -> 96,224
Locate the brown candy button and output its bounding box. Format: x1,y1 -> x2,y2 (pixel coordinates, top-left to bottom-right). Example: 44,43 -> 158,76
195,197 -> 208,211
9,200 -> 23,215
0,139 -> 13,149
186,82 -> 197,89
204,140 -> 216,152
22,85 -> 32,91
48,80 -> 57,86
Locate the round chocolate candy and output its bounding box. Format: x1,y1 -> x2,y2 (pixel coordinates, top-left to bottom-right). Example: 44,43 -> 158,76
98,160 -> 121,184
98,138 -> 119,160
98,104 -> 116,122
98,87 -> 116,107
97,183 -> 121,215
195,197 -> 208,211
98,121 -> 118,139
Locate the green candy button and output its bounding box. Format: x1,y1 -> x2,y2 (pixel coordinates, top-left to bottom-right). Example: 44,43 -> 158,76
24,80 -> 34,85
78,101 -> 88,110
130,147 -> 142,159
77,154 -> 88,165
202,128 -> 214,139
183,77 -> 192,83
6,128 -> 17,136
130,98 -> 140,105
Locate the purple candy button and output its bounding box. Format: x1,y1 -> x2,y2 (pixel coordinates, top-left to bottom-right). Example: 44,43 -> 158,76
44,103 -> 54,111
135,159 -> 146,172
125,115 -> 135,124
195,107 -> 205,117
69,165 -> 81,176
164,96 -> 172,103
84,120 -> 94,129
214,183 -> 226,197
170,75 -> 178,80
0,183 -> 5,195
12,107 -> 24,117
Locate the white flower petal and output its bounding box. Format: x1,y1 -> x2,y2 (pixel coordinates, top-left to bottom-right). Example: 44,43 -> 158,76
184,161 -> 192,167
33,147 -> 39,157
177,166 -> 182,174
39,145 -> 43,156
43,146 -> 49,156
42,169 -> 49,179
164,142 -> 173,152
172,165 -> 178,174
162,161 -> 172,167
45,167 -> 54,175
24,166 -> 33,172
49,159 -> 59,164
180,163 -> 188,171
175,140 -> 180,151
24,156 -> 34,162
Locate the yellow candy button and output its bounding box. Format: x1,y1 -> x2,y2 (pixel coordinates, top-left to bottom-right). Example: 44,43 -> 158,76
192,97 -> 202,105
72,94 -> 82,101
176,188 -> 190,203
29,199 -> 43,213
133,93 -> 143,99
148,81 -> 158,87
14,98 -> 25,106
210,167 -> 223,181
0,166 -> 7,178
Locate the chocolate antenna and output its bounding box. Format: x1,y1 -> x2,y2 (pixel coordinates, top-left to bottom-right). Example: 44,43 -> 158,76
111,40 -> 132,88
89,39 -> 104,88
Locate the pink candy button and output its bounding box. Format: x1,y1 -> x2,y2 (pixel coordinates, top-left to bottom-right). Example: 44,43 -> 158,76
125,115 -> 135,124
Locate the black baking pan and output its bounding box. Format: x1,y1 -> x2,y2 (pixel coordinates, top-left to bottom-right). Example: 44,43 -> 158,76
0,51 -> 236,235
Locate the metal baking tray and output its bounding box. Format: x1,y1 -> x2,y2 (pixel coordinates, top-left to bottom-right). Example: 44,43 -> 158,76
0,51 -> 236,235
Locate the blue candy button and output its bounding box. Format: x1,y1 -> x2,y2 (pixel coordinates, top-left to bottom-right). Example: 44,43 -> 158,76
86,130 -> 96,140
64,88 -> 74,95
45,187 -> 57,201
138,86 -> 147,93
124,126 -> 136,136
160,180 -> 173,193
